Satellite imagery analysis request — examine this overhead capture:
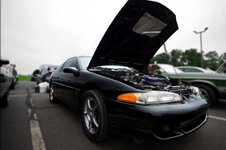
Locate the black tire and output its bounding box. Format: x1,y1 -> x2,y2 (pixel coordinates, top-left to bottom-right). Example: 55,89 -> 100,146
49,84 -> 58,104
1,91 -> 9,108
194,84 -> 216,104
80,90 -> 109,142
10,81 -> 15,89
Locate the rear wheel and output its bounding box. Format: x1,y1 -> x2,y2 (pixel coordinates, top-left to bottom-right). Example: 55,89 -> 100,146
10,81 -> 15,89
194,84 -> 216,104
81,90 -> 109,142
49,85 -> 58,104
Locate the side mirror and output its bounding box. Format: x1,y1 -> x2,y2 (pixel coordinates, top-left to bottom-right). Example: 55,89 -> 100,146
0,59 -> 9,66
63,67 -> 79,76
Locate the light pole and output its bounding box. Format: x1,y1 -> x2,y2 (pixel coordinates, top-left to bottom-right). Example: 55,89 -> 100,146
193,27 -> 208,67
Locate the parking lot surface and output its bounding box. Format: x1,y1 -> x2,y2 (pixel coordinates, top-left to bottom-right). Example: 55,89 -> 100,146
1,81 -> 226,150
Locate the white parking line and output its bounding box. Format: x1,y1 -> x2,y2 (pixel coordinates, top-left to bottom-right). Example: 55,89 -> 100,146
28,109 -> 46,150
209,115 -> 226,122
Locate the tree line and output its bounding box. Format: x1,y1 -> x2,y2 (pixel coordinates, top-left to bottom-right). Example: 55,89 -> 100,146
151,49 -> 225,70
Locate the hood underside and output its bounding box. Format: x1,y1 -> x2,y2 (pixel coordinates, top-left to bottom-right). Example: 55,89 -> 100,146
88,0 -> 178,71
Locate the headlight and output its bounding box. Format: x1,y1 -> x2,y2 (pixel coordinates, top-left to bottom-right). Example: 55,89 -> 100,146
117,91 -> 182,104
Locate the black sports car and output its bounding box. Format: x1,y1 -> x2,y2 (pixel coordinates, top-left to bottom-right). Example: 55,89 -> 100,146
49,0 -> 209,142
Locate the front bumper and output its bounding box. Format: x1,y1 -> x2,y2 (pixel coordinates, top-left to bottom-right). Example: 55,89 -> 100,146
106,97 -> 209,140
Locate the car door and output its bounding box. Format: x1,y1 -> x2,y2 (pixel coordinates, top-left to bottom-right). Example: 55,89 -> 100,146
51,64 -> 65,100
60,57 -> 80,107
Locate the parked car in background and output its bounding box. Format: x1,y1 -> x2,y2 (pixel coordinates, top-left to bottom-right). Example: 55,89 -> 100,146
4,64 -> 18,89
31,69 -> 40,81
49,0 -> 208,142
177,66 -> 216,74
0,59 -> 13,107
36,65 -> 58,84
153,64 -> 226,104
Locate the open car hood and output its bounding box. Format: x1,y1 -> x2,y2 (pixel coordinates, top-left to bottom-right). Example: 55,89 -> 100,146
88,0 -> 178,71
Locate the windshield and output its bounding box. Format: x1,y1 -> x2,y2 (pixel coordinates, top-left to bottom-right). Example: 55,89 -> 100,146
158,64 -> 183,73
93,65 -> 139,73
217,62 -> 226,73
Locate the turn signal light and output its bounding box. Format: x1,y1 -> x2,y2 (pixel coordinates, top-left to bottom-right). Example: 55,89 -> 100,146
117,93 -> 138,103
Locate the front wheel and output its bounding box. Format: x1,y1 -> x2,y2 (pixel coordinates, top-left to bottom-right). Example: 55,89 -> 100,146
81,90 -> 109,142
194,84 -> 216,104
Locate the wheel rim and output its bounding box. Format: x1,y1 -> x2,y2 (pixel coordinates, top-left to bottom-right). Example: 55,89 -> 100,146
50,86 -> 54,101
83,97 -> 99,134
199,88 -> 209,101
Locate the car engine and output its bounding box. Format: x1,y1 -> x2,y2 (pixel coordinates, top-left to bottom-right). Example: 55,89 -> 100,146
91,66 -> 197,98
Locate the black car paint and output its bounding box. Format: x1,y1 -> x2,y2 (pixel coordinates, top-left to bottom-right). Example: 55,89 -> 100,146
88,0 -> 178,71
50,56 -> 209,140
106,98 -> 208,140
52,60 -> 139,108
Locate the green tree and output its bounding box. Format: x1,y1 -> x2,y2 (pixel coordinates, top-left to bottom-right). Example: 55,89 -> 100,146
203,51 -> 220,70
184,49 -> 202,66
170,49 -> 183,66
151,52 -> 170,64
181,52 -> 188,65
151,49 -> 221,69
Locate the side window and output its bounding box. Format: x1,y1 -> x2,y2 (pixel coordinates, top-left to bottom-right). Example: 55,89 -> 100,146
63,59 -> 73,69
180,68 -> 185,72
61,58 -> 79,72
185,68 -> 202,72
70,59 -> 79,68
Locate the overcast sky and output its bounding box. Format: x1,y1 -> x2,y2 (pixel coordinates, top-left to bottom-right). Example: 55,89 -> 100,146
1,0 -> 226,74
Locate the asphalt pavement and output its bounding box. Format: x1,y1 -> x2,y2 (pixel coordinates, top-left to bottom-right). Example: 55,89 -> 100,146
1,81 -> 226,150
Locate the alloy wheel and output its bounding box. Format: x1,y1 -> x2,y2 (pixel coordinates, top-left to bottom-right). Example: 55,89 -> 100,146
199,88 -> 209,101
83,97 -> 99,134
49,86 -> 54,102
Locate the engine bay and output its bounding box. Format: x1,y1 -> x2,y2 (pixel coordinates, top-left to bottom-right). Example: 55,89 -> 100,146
91,65 -> 197,98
